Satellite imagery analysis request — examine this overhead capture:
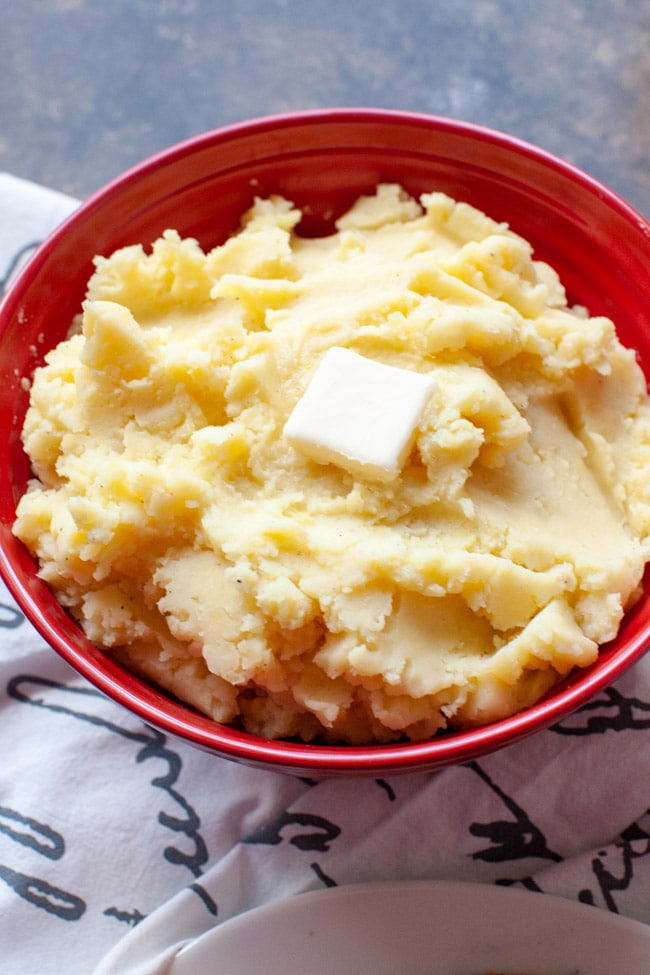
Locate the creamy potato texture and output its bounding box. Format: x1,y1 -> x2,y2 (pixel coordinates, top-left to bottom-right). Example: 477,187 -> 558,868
14,184 -> 650,743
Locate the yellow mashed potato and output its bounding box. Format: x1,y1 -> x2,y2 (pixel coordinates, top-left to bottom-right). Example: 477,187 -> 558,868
13,184 -> 650,744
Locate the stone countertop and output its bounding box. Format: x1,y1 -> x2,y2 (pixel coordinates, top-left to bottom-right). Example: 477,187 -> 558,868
0,0 -> 648,213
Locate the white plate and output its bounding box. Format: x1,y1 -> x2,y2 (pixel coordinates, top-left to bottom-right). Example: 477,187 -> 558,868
170,880 -> 650,975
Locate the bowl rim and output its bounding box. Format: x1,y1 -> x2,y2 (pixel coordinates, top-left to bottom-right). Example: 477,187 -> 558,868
3,540 -> 650,776
5,107 -> 650,285
2,106 -> 650,776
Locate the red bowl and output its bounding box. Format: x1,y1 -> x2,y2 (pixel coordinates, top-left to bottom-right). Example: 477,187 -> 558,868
2,108 -> 650,777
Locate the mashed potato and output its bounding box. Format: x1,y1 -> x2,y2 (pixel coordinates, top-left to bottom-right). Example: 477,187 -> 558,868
13,184 -> 650,744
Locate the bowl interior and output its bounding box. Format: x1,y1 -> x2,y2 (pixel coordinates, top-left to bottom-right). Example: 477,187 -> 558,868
2,109 -> 650,775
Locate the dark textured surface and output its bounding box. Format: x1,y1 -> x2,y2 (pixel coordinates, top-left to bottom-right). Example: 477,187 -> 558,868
1,0 -> 648,214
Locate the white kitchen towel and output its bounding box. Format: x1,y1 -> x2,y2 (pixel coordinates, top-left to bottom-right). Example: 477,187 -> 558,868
1,173 -> 650,975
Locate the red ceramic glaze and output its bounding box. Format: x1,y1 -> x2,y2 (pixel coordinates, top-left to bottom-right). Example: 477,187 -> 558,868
2,109 -> 650,776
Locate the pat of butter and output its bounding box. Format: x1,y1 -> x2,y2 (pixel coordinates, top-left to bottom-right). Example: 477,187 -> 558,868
284,346 -> 436,481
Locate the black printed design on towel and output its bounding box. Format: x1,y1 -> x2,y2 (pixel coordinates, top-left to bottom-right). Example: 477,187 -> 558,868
244,810 -> 341,853
135,736 -> 207,878
0,601 -> 24,630
0,240 -> 40,295
103,906 -> 146,927
467,761 -> 563,865
495,875 -> 543,893
188,882 -> 218,916
551,686 -> 650,736
376,778 -> 396,801
0,806 -> 64,860
0,808 -> 86,921
101,889 -> 215,932
310,861 -> 337,887
0,864 -> 86,920
469,757 -> 650,914
244,808 -> 343,890
243,772 -> 399,888
6,674 -> 214,920
578,812 -> 650,912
